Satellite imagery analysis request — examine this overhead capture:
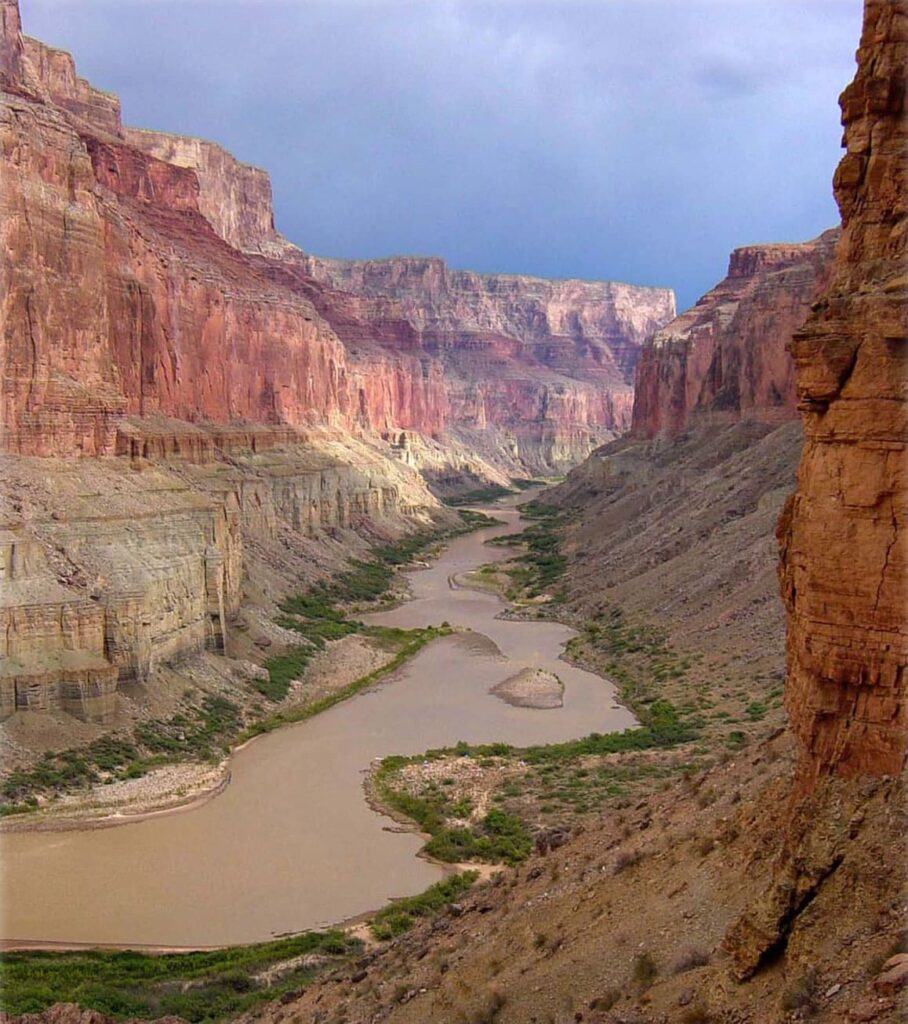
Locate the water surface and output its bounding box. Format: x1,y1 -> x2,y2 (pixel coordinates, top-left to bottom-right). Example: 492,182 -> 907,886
0,499 -> 634,947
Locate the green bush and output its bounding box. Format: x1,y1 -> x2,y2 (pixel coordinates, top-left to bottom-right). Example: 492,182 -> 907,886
370,872 -> 478,939
0,930 -> 358,1022
745,701 -> 768,721
259,648 -> 312,701
443,485 -> 514,507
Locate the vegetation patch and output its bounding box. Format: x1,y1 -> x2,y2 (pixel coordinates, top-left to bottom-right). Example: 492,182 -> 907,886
1,696 -> 242,813
241,625 -> 450,740
442,484 -> 515,507
375,753 -> 533,866
0,930 -> 358,1022
374,701 -> 697,859
485,500 -> 571,601
260,512 -> 497,702
369,871 -> 478,940
562,607 -> 697,714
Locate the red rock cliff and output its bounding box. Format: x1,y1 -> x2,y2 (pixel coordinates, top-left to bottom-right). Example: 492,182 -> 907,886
278,253 -> 674,468
0,5 -> 675,473
631,233 -> 838,439
779,0 -> 907,786
123,128 -> 281,253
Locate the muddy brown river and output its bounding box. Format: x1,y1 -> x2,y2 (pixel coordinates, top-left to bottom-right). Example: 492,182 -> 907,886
0,498 -> 635,948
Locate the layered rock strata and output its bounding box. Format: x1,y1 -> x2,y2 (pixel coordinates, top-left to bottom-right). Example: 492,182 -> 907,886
724,0 -> 907,980
293,254 -> 674,466
779,0 -> 907,786
631,232 -> 838,439
0,5 -> 676,474
0,430 -> 426,723
0,0 -> 677,720
122,128 -> 282,253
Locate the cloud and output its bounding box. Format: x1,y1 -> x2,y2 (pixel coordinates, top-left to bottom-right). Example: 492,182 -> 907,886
20,0 -> 863,310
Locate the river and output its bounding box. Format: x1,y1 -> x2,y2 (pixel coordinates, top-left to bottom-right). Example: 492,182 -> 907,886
0,497 -> 635,948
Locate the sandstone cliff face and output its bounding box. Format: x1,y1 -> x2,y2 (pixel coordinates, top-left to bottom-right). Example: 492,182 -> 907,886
0,454 -> 240,723
0,428 -> 430,723
0,0 -> 675,723
0,7 -> 674,473
0,0 -> 443,721
0,69 -> 450,457
296,253 -> 673,467
123,128 -> 281,253
298,254 -> 671,379
631,233 -> 838,439
21,35 -> 121,135
722,0 -> 907,980
779,0 -> 907,786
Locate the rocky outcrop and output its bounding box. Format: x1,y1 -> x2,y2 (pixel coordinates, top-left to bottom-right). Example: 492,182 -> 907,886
631,233 -> 838,439
298,254 -> 671,379
20,35 -> 121,135
0,453 -> 242,723
123,128 -> 282,252
0,0 -> 674,722
0,429 -> 429,723
0,0 -> 23,91
724,0 -> 907,981
779,0 -> 907,786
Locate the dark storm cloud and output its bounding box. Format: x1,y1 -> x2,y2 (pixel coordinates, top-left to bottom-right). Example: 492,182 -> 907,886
20,0 -> 862,310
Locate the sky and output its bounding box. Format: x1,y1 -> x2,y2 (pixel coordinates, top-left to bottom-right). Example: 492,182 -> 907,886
21,0 -> 864,311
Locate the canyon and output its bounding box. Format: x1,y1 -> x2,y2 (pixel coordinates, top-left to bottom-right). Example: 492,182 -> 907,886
0,0 -> 672,730
244,2 -> 904,1020
1,5 -> 674,467
0,0 -> 906,1022
631,231 -> 839,439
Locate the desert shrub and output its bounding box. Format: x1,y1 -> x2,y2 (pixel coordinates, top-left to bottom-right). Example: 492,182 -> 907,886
443,484 -> 514,507
259,647 -> 312,701
632,951 -> 658,990
725,731 -> 747,750
681,1004 -> 712,1024
590,989 -> 621,1011
611,849 -> 642,875
781,969 -> 819,1012
745,701 -> 768,721
672,948 -> 710,974
370,872 -> 477,940
0,930 -> 356,1021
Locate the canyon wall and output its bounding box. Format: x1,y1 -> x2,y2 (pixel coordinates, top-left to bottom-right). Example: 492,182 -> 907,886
1,8 -> 674,473
122,128 -> 282,253
294,254 -> 673,466
631,232 -> 838,439
0,0 -> 676,721
779,0 -> 907,785
0,428 -> 429,723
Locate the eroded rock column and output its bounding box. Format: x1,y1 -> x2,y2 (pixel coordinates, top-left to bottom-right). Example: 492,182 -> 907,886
779,0 -> 907,788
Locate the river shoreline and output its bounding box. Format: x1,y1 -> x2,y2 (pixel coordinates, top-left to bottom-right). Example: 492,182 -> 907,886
0,505 -> 516,835
0,626 -> 451,835
1,494 -> 637,949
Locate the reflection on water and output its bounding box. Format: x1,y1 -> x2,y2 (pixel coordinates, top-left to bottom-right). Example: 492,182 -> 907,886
0,501 -> 635,947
